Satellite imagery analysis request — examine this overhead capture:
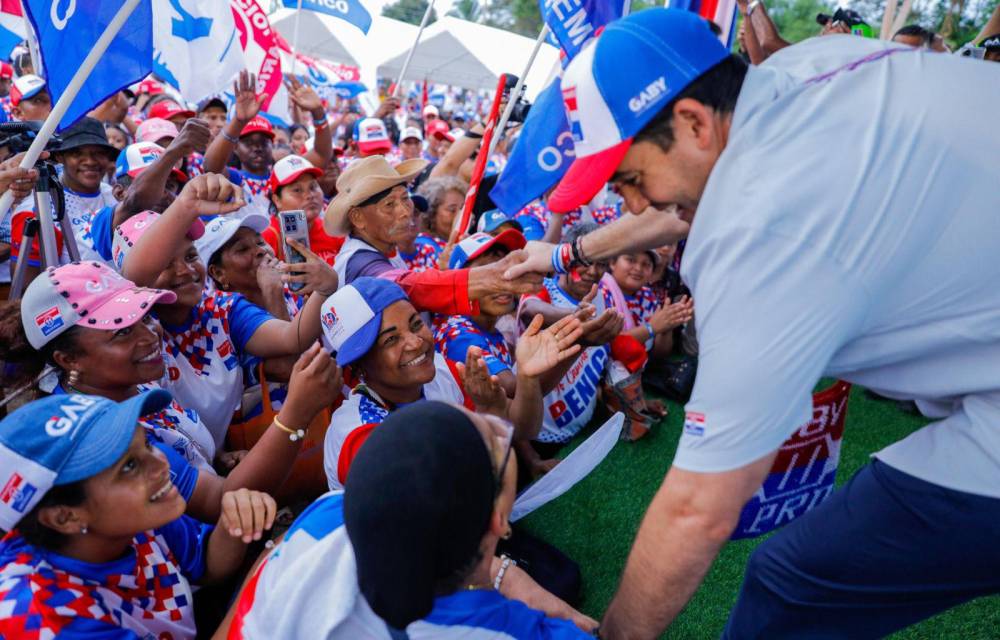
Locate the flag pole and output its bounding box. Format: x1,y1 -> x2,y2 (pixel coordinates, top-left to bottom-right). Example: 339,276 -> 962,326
290,0 -> 304,75
20,1 -> 42,77
393,0 -> 436,98
0,0 -> 144,260
487,24 -> 549,158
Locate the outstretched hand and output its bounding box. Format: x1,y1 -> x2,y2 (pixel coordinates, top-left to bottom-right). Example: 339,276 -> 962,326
233,70 -> 266,123
285,75 -> 324,114
502,240 -> 555,281
457,346 -> 508,417
516,314 -> 583,378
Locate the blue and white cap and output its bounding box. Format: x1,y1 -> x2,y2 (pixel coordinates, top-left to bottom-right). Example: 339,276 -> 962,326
320,277 -> 408,366
477,208 -> 523,234
0,390 -> 171,530
448,229 -> 526,270
548,8 -> 728,213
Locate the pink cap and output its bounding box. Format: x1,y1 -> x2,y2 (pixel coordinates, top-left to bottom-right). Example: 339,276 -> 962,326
136,117 -> 179,144
112,211 -> 205,271
21,262 -> 176,349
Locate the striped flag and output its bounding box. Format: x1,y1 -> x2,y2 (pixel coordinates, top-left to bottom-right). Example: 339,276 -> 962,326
0,0 -> 25,59
668,0 -> 738,48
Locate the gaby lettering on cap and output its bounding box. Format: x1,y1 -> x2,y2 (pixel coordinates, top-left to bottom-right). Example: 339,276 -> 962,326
45,394 -> 98,437
628,76 -> 668,114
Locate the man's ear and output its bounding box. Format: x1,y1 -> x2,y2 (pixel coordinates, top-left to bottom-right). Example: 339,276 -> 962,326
348,207 -> 365,232
111,183 -> 127,202
37,503 -> 88,536
672,98 -> 714,150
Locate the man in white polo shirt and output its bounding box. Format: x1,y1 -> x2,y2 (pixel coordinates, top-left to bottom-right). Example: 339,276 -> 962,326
504,8 -> 1000,639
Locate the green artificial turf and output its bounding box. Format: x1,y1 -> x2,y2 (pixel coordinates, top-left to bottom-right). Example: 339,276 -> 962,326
520,384 -> 1000,639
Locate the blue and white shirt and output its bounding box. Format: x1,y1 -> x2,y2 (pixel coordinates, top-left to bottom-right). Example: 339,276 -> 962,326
435,316 -> 513,377
232,492 -> 590,639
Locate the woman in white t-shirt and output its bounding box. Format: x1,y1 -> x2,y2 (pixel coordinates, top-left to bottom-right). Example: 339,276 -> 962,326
319,277 -> 583,490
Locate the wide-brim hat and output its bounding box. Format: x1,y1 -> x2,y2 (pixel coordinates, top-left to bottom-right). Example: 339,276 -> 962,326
324,156 -> 429,236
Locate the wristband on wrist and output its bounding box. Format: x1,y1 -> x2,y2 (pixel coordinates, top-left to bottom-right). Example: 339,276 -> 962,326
573,235 -> 593,267
465,130 -> 483,140
643,322 -> 655,350
551,243 -> 572,274
221,129 -> 240,145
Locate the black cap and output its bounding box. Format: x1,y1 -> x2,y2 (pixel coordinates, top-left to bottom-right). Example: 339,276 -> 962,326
817,8 -> 865,26
343,401 -> 494,629
55,117 -> 117,157
197,96 -> 227,114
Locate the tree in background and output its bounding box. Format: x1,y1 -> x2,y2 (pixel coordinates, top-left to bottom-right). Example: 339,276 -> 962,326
447,0 -> 480,21
382,0 -> 438,25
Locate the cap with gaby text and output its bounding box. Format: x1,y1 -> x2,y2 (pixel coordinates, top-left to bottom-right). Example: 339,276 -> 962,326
548,8 -> 728,212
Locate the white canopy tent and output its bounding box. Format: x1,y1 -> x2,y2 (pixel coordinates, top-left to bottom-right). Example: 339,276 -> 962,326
269,8 -> 417,92
376,17 -> 560,100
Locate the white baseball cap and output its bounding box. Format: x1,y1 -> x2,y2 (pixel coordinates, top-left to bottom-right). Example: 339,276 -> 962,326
195,213 -> 271,265
400,126 -> 423,142
422,104 -> 439,117
270,154 -> 322,192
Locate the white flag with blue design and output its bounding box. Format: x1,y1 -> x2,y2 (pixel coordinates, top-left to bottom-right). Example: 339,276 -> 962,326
152,0 -> 245,103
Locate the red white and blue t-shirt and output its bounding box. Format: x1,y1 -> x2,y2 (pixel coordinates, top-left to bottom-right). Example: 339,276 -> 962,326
623,286 -> 662,326
399,240 -> 439,272
526,279 -> 611,444
323,353 -> 468,490
435,316 -> 513,377
231,492 -> 591,640
157,288 -> 273,449
0,515 -> 211,640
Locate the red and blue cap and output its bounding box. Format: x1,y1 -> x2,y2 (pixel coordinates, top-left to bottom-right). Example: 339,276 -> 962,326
115,142 -> 187,184
448,229 -> 525,270
0,390 -> 172,530
320,277 -> 408,366
548,8 -> 728,213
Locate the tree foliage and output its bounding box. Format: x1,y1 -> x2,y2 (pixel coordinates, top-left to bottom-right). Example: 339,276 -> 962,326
447,0 -> 481,21
381,0 -> 438,26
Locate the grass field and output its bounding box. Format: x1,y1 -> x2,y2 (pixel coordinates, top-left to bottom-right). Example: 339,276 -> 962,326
520,384 -> 1000,639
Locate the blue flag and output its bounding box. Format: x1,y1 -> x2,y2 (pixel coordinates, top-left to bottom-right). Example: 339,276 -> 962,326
333,80 -> 367,99
23,0 -> 153,131
282,0 -> 372,35
491,1 -> 625,213
490,80 -> 574,214
538,0 -> 626,60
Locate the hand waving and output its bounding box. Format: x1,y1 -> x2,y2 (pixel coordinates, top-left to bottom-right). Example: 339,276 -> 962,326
233,70 -> 266,123
650,295 -> 694,334
285,75 -> 324,115
515,314 -> 583,378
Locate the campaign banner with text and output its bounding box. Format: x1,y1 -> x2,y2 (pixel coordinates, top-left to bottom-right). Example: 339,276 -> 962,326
730,381 -> 851,540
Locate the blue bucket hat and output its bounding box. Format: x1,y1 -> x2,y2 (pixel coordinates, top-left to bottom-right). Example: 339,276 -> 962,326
0,390 -> 172,530
320,277 -> 408,366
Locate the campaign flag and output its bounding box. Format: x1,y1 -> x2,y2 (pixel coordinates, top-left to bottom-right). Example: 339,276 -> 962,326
332,80 -> 366,99
281,0 -> 372,35
23,0 -> 153,131
668,0 -> 739,48
490,80 -> 573,214
491,2 -> 624,213
730,381 -> 851,539
537,0 -> 626,60
152,0 -> 245,103
229,0 -> 290,121
0,1 -> 26,60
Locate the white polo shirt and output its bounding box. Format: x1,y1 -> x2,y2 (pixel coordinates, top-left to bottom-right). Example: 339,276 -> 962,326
676,36 -> 1000,498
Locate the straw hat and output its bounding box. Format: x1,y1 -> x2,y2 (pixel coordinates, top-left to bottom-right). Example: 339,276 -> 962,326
324,156 -> 428,236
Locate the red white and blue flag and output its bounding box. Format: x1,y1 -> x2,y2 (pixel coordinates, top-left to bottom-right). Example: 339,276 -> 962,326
668,0 -> 739,48
0,0 -> 25,59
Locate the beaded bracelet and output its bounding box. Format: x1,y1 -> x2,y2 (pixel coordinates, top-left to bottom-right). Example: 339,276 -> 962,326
493,554 -> 515,590
220,129 -> 240,145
